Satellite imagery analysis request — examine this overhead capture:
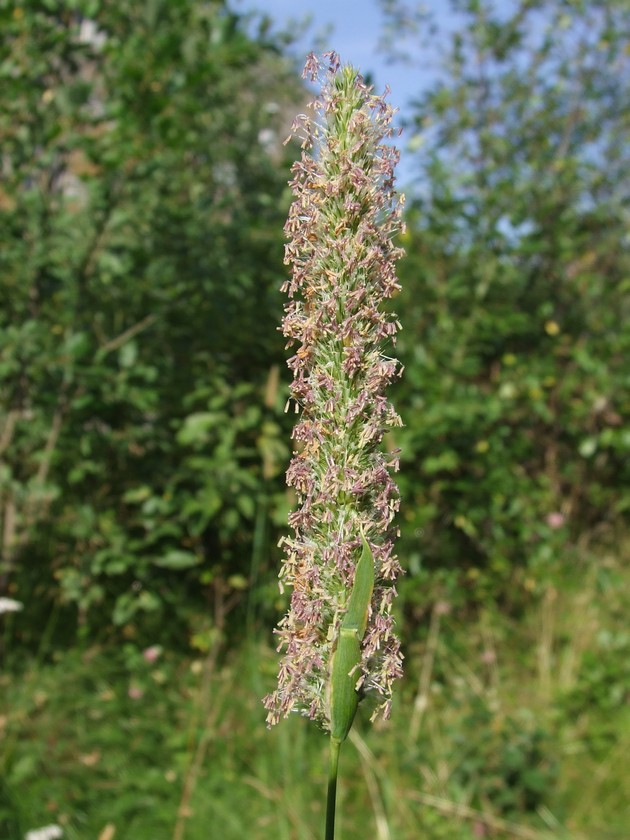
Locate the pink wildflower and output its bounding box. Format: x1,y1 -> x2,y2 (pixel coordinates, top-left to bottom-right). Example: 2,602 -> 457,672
142,644 -> 162,664
546,512 -> 565,530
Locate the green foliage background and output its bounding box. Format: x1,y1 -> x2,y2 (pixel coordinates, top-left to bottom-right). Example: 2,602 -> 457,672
0,0 -> 629,837
392,0 -> 630,610
0,0 -> 297,644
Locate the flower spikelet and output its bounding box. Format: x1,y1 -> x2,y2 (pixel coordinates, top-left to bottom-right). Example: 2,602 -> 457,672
264,52 -> 405,730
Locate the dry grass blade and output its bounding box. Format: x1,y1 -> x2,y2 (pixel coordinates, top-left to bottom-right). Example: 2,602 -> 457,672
349,729 -> 390,840
407,790 -> 577,840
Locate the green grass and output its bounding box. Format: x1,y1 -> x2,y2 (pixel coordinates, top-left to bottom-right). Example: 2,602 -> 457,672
1,552 -> 629,839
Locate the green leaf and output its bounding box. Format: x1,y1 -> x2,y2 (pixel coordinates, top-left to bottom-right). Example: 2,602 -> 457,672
176,413 -> 218,446
152,550 -> 200,570
122,485 -> 153,504
329,535 -> 375,744
119,341 -> 138,368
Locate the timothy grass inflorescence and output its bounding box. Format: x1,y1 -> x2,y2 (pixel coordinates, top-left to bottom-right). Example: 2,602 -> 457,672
264,52 -> 405,733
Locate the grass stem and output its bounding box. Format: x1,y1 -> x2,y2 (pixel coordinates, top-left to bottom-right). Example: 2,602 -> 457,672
326,737 -> 342,840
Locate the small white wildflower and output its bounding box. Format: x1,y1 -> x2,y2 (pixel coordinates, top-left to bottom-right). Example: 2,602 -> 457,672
24,825 -> 63,840
78,19 -> 106,50
258,127 -> 277,151
0,597 -> 23,614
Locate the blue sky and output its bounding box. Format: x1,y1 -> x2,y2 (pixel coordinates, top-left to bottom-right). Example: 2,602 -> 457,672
250,0 -> 410,91
234,0 -> 441,187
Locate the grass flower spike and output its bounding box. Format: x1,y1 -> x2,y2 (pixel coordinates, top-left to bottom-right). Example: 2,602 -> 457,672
264,52 -> 405,739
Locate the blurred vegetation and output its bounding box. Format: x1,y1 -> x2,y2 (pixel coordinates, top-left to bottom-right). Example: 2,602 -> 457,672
2,551 -> 629,837
391,0 -> 630,612
0,0 -> 298,647
1,0 -> 629,837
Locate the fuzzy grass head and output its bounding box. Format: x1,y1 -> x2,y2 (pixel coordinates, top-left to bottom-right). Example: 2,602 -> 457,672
264,52 -> 405,733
